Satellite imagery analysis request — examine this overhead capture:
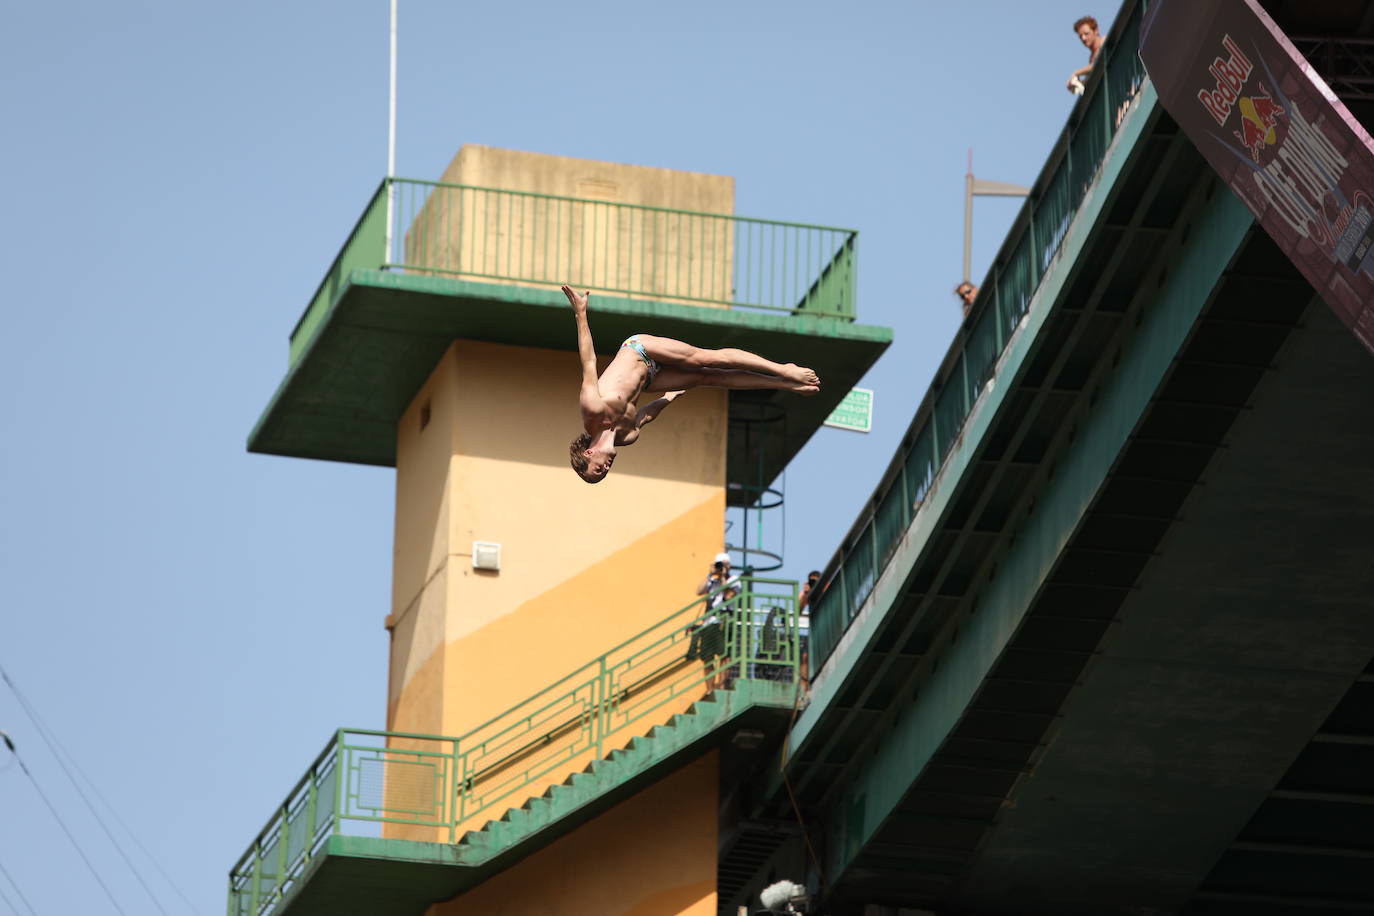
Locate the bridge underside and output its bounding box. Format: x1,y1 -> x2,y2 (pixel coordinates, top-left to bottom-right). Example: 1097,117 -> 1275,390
949,287 -> 1374,915
818,221 -> 1374,916
774,60 -> 1374,916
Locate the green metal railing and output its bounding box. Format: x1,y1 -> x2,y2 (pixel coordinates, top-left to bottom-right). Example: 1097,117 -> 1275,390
288,180 -> 858,363
227,577 -> 800,916
808,0 -> 1150,671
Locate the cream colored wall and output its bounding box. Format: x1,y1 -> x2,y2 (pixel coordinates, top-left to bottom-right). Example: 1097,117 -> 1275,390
431,752 -> 719,916
404,145 -> 735,305
386,147 -> 736,846
442,145 -> 734,212
386,339 -> 727,828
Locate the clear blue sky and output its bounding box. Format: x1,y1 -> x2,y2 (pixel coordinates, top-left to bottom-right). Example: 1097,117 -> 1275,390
0,1 -> 1119,911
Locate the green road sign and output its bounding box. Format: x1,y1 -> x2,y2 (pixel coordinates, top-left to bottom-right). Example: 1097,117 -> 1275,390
824,387 -> 873,433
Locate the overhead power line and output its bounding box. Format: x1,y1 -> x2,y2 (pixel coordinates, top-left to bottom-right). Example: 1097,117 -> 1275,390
0,665 -> 197,914
0,726 -> 129,915
0,855 -> 37,916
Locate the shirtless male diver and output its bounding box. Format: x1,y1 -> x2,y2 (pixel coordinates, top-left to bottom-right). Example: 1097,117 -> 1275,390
563,285 -> 821,483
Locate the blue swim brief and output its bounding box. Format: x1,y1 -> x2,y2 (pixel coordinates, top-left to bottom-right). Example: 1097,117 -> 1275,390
620,335 -> 660,385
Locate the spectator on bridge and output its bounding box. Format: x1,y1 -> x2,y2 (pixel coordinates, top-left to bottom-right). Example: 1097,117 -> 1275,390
954,282 -> 978,319
799,570 -> 822,612
797,570 -> 822,690
1066,16 -> 1105,95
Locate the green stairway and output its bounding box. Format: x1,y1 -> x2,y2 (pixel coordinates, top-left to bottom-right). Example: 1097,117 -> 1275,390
228,579 -> 803,916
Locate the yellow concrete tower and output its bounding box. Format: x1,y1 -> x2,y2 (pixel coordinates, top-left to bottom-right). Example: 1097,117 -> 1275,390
238,144 -> 890,916
384,146 -> 736,744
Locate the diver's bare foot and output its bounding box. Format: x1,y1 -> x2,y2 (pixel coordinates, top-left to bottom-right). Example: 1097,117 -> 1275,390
780,364 -> 821,388
790,382 -> 821,396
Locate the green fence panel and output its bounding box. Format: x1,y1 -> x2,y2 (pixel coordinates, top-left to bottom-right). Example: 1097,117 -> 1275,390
795,234 -> 857,319
998,230 -> 1035,341
873,482 -> 909,571
386,179 -> 859,319
843,524 -> 878,620
1068,100 -> 1110,211
906,425 -> 938,509
808,571 -> 844,668
1105,10 -> 1146,144
1033,156 -> 1075,277
933,356 -> 969,461
964,304 -> 1002,410
280,179 -> 861,394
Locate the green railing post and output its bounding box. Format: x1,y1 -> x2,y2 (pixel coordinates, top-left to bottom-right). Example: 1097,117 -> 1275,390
1101,57 -> 1113,149
594,657 -> 607,761
868,520 -> 879,592
737,596 -> 749,668
837,560 -> 850,626
275,802 -> 289,904
929,395 -> 942,462
304,769 -> 317,869
248,843 -> 262,915
333,730 -> 345,839
456,744 -> 470,825
382,176 -> 394,267
447,740 -> 458,843
846,236 -> 857,319
992,264 -> 1005,352
960,355 -> 971,414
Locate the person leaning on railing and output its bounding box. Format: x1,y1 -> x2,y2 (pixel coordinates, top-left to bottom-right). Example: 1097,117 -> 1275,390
954,282 -> 978,319
1066,15 -> 1104,95
687,553 -> 736,694
796,569 -> 822,690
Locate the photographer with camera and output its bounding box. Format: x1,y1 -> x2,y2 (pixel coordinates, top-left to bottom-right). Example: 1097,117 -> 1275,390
688,552 -> 737,693
697,552 -> 735,602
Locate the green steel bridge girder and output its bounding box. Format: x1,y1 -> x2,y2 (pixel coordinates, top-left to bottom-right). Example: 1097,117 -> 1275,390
788,80 -> 1170,763
811,142 -> 1259,880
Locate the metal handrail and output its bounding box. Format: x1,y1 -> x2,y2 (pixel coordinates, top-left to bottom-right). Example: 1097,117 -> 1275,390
806,0 -> 1151,671
386,177 -> 858,233
227,576 -> 800,916
286,178 -> 860,365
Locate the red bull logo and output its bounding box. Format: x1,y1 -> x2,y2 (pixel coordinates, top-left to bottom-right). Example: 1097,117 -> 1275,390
1197,34 -> 1254,126
1233,88 -> 1286,163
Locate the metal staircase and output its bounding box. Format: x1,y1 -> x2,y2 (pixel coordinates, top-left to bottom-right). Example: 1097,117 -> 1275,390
228,578 -> 804,916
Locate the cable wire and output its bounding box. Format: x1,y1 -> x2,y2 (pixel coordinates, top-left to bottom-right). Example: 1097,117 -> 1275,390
0,857 -> 37,916
0,666 -> 195,914
1,721 -> 129,913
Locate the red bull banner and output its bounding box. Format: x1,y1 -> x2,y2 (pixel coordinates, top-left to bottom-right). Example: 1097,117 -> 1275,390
1140,0 -> 1374,355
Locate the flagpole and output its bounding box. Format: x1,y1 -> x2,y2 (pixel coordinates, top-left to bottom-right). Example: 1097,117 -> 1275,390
384,0 -> 397,267
964,148 -> 974,284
